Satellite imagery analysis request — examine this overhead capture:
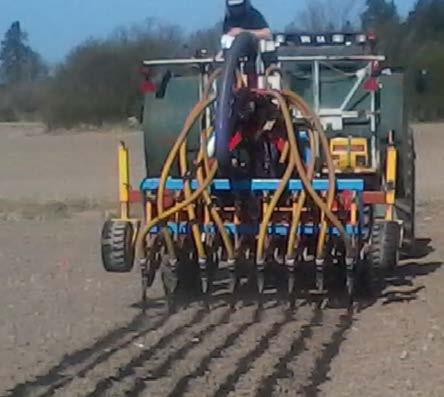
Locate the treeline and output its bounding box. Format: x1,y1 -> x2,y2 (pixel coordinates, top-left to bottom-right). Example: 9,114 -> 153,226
0,22 -> 47,122
0,20 -> 221,127
361,0 -> 444,120
1,1 -> 444,127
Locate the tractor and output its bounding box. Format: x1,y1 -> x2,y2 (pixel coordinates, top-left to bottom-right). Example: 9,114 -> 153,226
101,31 -> 416,309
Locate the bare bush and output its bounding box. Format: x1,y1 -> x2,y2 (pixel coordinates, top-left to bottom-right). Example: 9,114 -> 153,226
286,0 -> 365,32
42,20 -> 184,128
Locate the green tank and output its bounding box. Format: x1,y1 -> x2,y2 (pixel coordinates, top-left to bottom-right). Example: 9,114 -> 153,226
142,75 -> 201,177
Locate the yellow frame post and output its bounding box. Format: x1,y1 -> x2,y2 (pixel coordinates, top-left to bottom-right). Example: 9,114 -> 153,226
350,202 -> 358,226
385,133 -> 397,221
118,142 -> 130,220
145,196 -> 153,224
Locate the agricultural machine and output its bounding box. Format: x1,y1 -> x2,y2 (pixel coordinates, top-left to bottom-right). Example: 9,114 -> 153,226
101,31 -> 416,308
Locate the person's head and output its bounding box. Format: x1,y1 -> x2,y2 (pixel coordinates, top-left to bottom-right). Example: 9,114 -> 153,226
226,0 -> 251,18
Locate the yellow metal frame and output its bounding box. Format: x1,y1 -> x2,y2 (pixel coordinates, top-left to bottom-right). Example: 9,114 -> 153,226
116,142 -> 140,247
385,139 -> 398,221
118,142 -> 130,220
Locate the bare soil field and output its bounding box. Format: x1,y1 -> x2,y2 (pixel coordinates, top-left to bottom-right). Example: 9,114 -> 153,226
0,122 -> 443,397
0,123 -> 145,204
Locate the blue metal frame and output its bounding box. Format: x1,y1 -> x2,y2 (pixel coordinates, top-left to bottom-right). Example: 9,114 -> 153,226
141,178 -> 364,193
149,223 -> 364,236
141,175 -> 365,237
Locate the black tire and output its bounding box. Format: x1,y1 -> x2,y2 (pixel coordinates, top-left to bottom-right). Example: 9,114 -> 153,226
369,220 -> 401,277
101,220 -> 135,273
396,127 -> 416,248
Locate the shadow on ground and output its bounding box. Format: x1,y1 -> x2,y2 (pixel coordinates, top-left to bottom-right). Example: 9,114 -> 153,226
4,238 -> 441,397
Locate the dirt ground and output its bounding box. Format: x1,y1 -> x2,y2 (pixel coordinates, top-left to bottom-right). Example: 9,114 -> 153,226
0,122 -> 443,397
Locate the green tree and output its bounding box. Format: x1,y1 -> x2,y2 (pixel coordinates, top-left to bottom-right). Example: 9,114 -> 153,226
403,1 -> 444,119
408,0 -> 444,40
361,0 -> 399,30
0,21 -> 46,84
360,0 -> 402,64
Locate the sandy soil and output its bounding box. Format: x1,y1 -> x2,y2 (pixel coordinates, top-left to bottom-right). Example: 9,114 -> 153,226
0,123 -> 145,204
0,122 -> 443,397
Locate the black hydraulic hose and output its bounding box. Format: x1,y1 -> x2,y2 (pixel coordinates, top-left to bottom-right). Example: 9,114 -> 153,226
214,32 -> 258,172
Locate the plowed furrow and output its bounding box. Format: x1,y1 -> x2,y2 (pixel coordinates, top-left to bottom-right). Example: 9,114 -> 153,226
80,305 -> 206,397
178,303 -> 287,397
259,308 -> 352,396
138,305 -> 260,397
89,305 -> 229,396
3,307 -> 165,397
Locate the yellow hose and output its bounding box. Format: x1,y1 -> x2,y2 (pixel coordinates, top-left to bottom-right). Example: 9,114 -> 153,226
137,97 -> 216,259
137,163 -> 218,259
179,137 -> 206,261
282,90 -> 352,255
256,90 -> 296,264
286,127 -> 317,260
197,129 -> 235,261
140,69 -> 237,264
279,141 -> 290,164
177,71 -> 220,262
156,96 -> 213,220
283,92 -> 336,258
284,94 -> 321,261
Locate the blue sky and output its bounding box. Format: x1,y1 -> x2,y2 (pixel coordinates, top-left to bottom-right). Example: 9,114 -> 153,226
0,0 -> 417,63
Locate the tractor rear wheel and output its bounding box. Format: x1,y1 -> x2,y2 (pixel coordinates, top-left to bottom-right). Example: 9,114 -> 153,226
396,127 -> 416,250
369,220 -> 401,278
101,220 -> 135,273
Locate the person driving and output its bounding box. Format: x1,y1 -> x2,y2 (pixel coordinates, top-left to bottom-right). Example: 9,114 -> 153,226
223,0 -> 273,40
